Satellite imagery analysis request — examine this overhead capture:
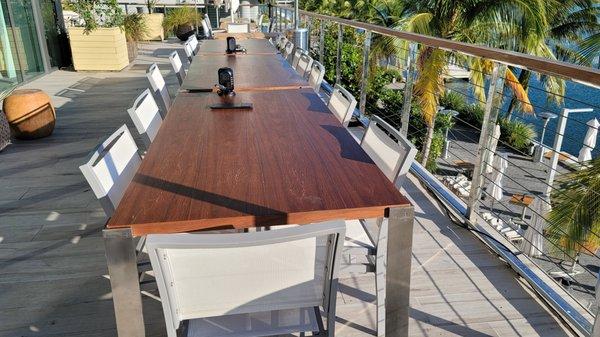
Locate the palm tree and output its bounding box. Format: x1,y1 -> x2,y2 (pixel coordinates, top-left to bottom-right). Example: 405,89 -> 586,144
504,0 -> 599,119
546,157 -> 600,263
391,0 -> 550,165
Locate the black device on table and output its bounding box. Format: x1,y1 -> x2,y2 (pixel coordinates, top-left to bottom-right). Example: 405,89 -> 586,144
210,67 -> 253,110
225,37 -> 247,54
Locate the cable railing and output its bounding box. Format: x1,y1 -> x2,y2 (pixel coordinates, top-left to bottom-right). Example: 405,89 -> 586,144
268,5 -> 600,336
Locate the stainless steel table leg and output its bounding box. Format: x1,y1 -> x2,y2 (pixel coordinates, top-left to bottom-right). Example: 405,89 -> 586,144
385,206 -> 414,336
104,228 -> 145,337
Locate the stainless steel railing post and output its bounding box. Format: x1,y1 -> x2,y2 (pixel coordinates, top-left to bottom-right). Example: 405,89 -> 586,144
319,20 -> 324,63
400,42 -> 417,137
466,62 -> 506,222
358,30 -> 372,114
335,23 -> 343,85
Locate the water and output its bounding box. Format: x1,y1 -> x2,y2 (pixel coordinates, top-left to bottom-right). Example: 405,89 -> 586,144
447,76 -> 600,157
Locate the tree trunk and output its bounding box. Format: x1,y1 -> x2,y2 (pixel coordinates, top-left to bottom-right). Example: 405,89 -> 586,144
420,123 -> 436,167
505,70 -> 531,120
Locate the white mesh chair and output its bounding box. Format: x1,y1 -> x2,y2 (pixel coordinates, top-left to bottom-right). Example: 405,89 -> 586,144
201,18 -> 213,39
283,41 -> 294,63
344,115 -> 417,336
187,35 -> 199,54
308,60 -> 325,93
327,84 -> 357,127
79,125 -> 141,217
146,63 -> 172,114
227,23 -> 250,33
183,41 -> 194,63
291,48 -> 302,69
128,89 -> 163,149
295,51 -> 313,79
169,51 -> 186,86
147,220 -> 345,337
204,15 -> 226,36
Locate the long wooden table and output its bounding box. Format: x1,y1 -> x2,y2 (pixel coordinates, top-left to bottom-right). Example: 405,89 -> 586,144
198,38 -> 278,54
181,53 -> 309,92
104,50 -> 414,337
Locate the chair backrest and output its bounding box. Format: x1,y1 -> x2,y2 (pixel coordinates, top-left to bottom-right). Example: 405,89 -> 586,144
79,125 -> 141,216
201,18 -> 213,39
127,89 -> 163,149
187,35 -> 199,54
227,23 -> 250,33
168,51 -> 186,86
284,41 -> 294,62
183,41 -> 194,63
147,220 -> 345,337
361,115 -> 417,185
295,51 -> 313,79
308,60 -> 325,93
277,36 -> 287,50
146,63 -> 172,114
327,84 -> 356,127
291,48 -> 302,69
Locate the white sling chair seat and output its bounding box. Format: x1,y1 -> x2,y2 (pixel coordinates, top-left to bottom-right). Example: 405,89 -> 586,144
169,50 -> 187,85
146,63 -> 172,115
79,125 -> 141,217
327,84 -> 357,127
147,220 -> 345,337
128,89 -> 163,149
308,60 -> 325,93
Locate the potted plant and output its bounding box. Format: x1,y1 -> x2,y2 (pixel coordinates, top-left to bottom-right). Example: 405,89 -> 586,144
124,13 -> 148,62
67,0 -> 129,71
163,6 -> 201,41
141,0 -> 164,41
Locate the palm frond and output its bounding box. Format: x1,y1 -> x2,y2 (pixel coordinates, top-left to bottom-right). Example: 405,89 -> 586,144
504,68 -> 534,114
414,47 -> 446,126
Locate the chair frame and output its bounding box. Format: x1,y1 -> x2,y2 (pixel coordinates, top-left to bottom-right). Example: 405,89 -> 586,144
147,221 -> 345,337
168,51 -> 186,86
283,41 -> 294,62
343,115 -> 417,336
146,63 -> 172,115
127,89 -> 163,149
79,125 -> 141,217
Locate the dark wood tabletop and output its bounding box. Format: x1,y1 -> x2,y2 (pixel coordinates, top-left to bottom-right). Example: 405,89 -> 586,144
198,38 -> 278,55
181,54 -> 310,92
108,89 -> 410,235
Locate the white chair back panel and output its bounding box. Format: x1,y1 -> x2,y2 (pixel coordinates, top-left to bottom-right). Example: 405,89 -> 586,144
202,19 -> 212,38
228,23 -> 250,33
183,41 -> 194,60
361,121 -> 402,182
80,125 -> 141,213
147,64 -> 172,110
328,88 -> 355,126
128,89 -> 162,145
158,236 -> 327,320
296,53 -> 312,78
308,61 -> 325,92
187,308 -> 319,337
291,49 -> 302,69
169,51 -> 183,74
188,35 -> 199,51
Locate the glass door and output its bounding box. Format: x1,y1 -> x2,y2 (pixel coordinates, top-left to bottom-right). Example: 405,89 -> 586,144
5,0 -> 45,81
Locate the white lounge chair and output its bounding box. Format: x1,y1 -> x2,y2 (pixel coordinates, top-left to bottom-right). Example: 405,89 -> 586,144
147,220 -> 346,337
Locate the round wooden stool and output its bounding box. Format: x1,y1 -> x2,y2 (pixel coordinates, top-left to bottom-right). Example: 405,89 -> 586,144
3,89 -> 56,139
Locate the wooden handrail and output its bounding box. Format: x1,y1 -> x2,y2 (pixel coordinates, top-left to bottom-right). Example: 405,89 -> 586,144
286,9 -> 600,88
